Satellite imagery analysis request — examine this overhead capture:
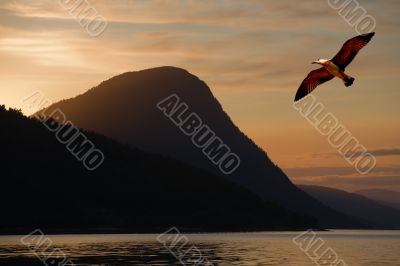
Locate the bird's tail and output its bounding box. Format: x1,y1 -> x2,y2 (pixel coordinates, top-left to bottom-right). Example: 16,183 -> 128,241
345,76 -> 355,87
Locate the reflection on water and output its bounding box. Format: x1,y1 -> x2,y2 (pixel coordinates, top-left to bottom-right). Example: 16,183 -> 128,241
0,231 -> 399,266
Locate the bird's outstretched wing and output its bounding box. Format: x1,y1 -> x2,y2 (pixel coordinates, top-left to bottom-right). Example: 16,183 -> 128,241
294,67 -> 334,101
332,32 -> 375,70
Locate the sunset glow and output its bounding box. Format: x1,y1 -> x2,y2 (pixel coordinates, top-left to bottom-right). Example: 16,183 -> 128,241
1,0 -> 399,191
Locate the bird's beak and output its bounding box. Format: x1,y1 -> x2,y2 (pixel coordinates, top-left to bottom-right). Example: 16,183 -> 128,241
311,61 -> 317,64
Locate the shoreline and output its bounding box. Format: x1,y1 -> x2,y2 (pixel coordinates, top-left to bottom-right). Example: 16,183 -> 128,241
0,227 -> 330,236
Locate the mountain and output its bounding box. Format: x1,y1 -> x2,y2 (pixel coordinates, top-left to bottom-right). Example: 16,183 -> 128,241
37,66 -> 361,228
355,189 -> 400,210
0,105 -> 317,234
299,185 -> 400,228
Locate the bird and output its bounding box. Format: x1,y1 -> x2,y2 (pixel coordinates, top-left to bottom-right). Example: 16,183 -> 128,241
294,32 -> 375,101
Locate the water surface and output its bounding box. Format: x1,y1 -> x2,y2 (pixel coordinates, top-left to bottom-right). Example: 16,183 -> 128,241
0,230 -> 399,265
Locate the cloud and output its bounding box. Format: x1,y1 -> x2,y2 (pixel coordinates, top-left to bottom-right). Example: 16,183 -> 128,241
295,174 -> 400,192
311,148 -> 400,160
9,1 -> 331,29
285,165 -> 400,192
285,165 -> 400,178
368,148 -> 400,157
0,35 -> 85,67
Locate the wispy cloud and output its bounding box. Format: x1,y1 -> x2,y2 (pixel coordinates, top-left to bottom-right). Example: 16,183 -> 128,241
287,165 -> 400,192
311,148 -> 400,159
368,148 -> 400,157
285,165 -> 400,178
295,174 -> 400,192
1,0 -> 398,92
0,35 -> 84,67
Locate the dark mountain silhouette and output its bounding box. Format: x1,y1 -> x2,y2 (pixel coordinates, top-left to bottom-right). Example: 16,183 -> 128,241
355,189 -> 400,210
0,105 -> 317,234
38,66 -> 362,228
299,185 -> 400,228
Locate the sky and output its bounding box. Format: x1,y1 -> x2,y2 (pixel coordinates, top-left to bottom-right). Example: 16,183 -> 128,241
0,0 -> 399,192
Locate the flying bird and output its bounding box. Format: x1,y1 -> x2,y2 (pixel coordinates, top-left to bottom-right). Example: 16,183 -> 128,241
294,32 -> 375,101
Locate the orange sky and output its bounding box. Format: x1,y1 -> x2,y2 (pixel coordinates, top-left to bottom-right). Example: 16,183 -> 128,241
1,0 -> 399,191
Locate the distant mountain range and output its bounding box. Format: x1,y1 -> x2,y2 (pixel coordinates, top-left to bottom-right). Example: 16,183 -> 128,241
0,106 -> 316,234
299,185 -> 400,228
37,66 -> 361,228
355,189 -> 400,210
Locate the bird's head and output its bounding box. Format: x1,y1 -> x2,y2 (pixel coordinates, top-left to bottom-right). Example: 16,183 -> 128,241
312,59 -> 328,65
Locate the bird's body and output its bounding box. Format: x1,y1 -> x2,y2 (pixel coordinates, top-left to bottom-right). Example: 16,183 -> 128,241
315,59 -> 354,86
294,32 -> 375,101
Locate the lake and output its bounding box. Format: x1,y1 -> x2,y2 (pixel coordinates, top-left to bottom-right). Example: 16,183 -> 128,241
0,230 -> 399,265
